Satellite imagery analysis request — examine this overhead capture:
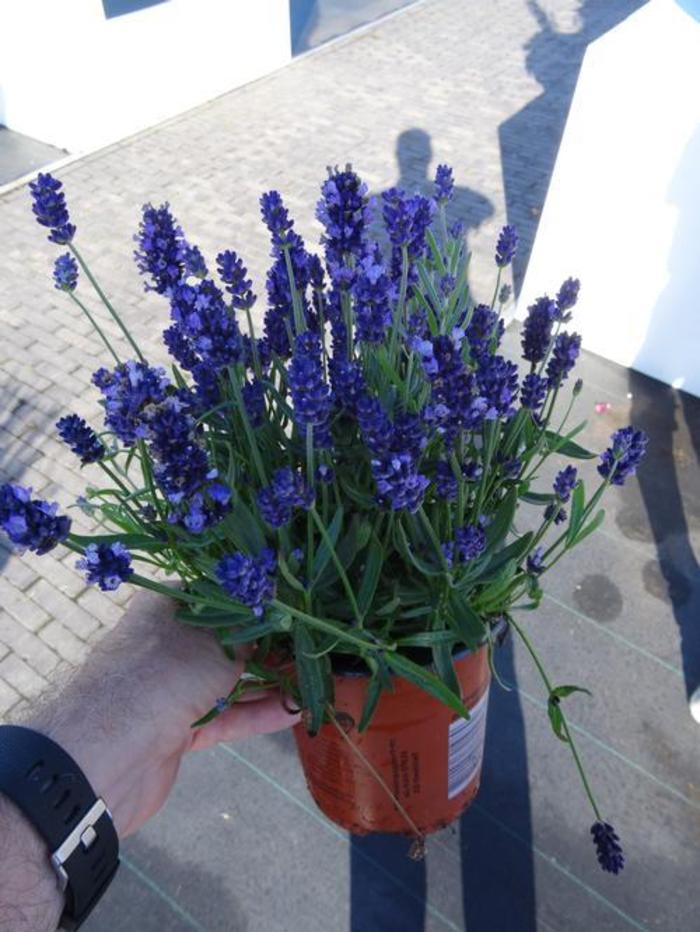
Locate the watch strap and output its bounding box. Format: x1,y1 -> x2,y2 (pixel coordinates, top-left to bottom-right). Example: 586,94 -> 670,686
0,724 -> 119,929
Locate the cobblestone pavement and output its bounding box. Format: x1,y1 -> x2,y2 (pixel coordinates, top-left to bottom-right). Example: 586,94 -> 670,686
8,3 -> 693,931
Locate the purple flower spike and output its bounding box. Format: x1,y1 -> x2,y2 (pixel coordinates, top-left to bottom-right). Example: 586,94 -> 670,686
258,467 -> 314,528
434,164 -> 454,204
0,484 -> 71,555
553,466 -> 578,502
76,542 -> 133,591
546,332 -> 581,387
216,549 -> 277,616
134,203 -> 189,295
522,296 -> 557,364
53,254 -> 79,292
371,452 -> 430,514
495,225 -> 518,268
597,427 -> 648,486
29,173 -> 75,244
56,414 -> 104,465
591,821 -> 625,874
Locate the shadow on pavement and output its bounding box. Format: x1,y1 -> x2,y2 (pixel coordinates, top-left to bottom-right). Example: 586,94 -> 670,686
350,639 -> 535,931
389,128 -> 493,256
627,124 -> 700,701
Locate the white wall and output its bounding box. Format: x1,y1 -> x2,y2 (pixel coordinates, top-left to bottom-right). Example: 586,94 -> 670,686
517,0 -> 700,397
0,0 -> 292,153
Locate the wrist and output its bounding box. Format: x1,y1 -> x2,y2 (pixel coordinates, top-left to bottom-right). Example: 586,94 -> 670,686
0,793 -> 64,932
25,709 -> 133,840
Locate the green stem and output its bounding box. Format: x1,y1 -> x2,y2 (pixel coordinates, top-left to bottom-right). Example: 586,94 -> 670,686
283,247 -> 306,335
389,246 -> 409,359
243,306 -> 262,380
229,368 -> 267,484
97,462 -> 144,525
306,427 -> 315,603
309,507 -> 362,626
541,476 -> 611,563
474,421 -> 499,519
520,387 -> 561,484
417,507 -> 451,573
490,267 -> 502,310
70,243 -> 145,362
137,440 -> 166,523
272,599 -> 390,652
68,292 -> 121,364
508,614 -> 602,819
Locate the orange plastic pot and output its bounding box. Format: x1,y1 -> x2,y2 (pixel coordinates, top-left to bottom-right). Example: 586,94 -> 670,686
293,645 -> 490,835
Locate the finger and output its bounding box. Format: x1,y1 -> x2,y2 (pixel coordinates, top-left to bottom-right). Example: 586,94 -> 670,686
192,694 -> 301,750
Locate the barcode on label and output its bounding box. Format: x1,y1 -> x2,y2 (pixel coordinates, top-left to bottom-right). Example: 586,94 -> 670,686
447,689 -> 489,799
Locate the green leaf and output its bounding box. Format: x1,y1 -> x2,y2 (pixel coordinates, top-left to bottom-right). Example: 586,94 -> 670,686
374,595 -> 402,618
278,556 -> 306,593
396,629 -> 456,647
394,521 -> 443,577
176,605 -> 255,627
315,516 -> 369,590
566,481 -> 586,544
218,497 -> 266,553
551,684 -> 592,700
485,487 -> 518,550
218,617 -> 282,644
69,532 -> 167,553
178,580 -> 253,614
544,430 -> 596,460
399,604 -> 434,619
358,660 -> 383,733
447,589 -> 487,645
384,652 -> 469,719
518,491 -> 556,506
572,508 -> 606,546
340,478 -> 376,509
432,639 -> 461,697
472,560 -> 519,612
479,532 -> 533,579
311,505 -> 344,581
425,229 -> 447,275
453,552 -> 493,591
294,625 -> 332,735
357,534 -> 383,619
547,697 -> 568,743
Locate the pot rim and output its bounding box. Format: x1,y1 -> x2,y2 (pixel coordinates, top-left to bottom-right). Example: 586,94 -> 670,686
331,640 -> 487,679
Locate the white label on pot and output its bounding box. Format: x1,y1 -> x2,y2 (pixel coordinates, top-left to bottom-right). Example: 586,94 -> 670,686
447,689 -> 489,799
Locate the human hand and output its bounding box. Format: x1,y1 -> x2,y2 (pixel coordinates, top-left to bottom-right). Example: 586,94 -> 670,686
29,589 -> 299,838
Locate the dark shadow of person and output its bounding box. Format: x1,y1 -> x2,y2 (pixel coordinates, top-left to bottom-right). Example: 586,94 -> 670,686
498,0 -> 646,294
350,639 -> 537,932
388,128 -> 494,255
626,125 -> 700,701
460,640 -> 536,931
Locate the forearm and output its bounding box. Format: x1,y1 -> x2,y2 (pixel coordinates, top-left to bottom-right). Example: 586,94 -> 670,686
0,795 -> 63,932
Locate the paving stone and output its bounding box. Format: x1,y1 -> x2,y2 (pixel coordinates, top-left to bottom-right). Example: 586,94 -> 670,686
0,677 -> 20,717
28,579 -> 99,641
0,613 -> 60,678
39,621 -> 89,666
0,577 -> 50,631
0,652 -> 48,699
77,587 -> 124,630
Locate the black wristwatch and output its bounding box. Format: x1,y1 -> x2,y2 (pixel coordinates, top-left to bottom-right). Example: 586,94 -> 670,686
0,725 -> 120,930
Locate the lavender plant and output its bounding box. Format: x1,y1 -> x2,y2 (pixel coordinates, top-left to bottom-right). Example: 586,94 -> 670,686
1,167 -> 648,873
